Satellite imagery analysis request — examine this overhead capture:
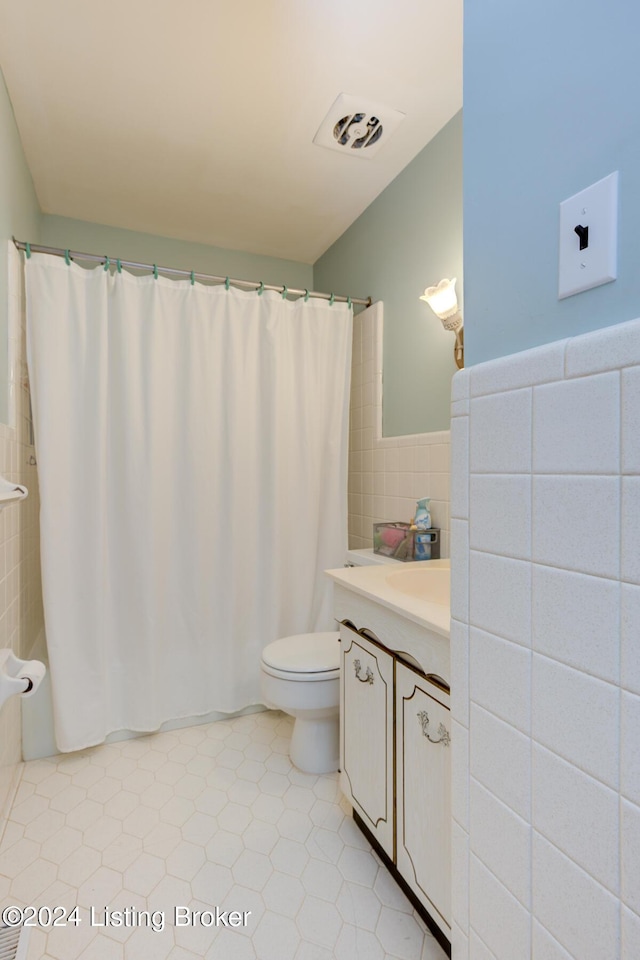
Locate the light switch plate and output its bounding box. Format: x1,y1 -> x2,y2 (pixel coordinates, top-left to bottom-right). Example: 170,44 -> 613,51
558,171 -> 618,299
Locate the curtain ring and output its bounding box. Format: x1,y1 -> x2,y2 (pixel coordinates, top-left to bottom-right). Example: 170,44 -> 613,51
116,259 -> 122,273
281,286 -> 288,300
347,296 -> 352,310
153,264 -> 159,280
329,292 -> 335,306
304,289 -> 310,302
64,249 -> 71,266
104,256 -> 110,272
225,276 -> 230,291
257,281 -> 264,296
190,270 -> 195,285
25,243 -> 31,259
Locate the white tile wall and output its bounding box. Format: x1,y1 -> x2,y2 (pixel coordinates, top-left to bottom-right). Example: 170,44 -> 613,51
622,799 -> 640,916
622,904 -> 640,960
468,551 -> 531,645
532,373 -> 620,474
348,304 -> 451,557
468,779 -> 531,908
451,317 -> 640,960
532,834 -> 620,960
468,931 -> 498,960
469,388 -> 532,474
469,628 -> 531,734
531,565 -> 620,683
469,705 -> 531,822
0,245 -> 44,840
469,475 -> 531,559
621,366 -> 640,473
532,476 -> 620,578
469,854 -> 531,960
532,743 -> 619,892
621,584 -> 640,695
621,691 -> 640,805
531,655 -> 619,788
531,921 -> 577,960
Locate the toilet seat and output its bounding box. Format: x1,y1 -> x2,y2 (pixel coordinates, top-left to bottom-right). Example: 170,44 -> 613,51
261,631 -> 340,682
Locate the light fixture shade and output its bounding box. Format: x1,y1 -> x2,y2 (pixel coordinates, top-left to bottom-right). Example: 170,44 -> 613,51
419,277 -> 458,320
419,277 -> 464,368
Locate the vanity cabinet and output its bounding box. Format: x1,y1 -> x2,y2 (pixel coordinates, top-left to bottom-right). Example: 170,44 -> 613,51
338,619 -> 451,944
395,660 -> 451,934
339,625 -> 395,859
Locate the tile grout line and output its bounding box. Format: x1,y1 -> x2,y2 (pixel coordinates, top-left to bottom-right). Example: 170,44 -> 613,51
529,383 -> 535,960
618,367 -> 624,954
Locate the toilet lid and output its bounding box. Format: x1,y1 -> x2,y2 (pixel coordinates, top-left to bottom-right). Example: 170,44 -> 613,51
261,632 -> 340,674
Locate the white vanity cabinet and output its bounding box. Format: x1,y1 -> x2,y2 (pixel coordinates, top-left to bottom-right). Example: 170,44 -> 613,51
395,660 -> 451,934
337,608 -> 451,946
339,623 -> 395,859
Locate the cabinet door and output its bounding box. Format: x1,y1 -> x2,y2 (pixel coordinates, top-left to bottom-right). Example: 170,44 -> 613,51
340,625 -> 394,859
395,661 -> 451,937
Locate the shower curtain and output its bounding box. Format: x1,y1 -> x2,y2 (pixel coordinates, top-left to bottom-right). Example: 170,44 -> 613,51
26,254 -> 352,752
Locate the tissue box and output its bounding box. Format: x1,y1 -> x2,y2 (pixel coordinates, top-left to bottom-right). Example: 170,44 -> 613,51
373,522 -> 440,562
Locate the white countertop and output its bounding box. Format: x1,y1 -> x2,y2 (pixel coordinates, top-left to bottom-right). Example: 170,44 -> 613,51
325,559 -> 451,638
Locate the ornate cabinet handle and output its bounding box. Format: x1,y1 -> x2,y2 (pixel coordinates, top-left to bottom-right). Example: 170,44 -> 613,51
417,710 -> 450,746
353,659 -> 374,684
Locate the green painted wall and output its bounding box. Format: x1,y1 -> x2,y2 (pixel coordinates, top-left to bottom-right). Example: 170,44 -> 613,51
40,216 -> 313,291
314,111 -> 462,437
0,68 -> 41,424
464,0 -> 640,363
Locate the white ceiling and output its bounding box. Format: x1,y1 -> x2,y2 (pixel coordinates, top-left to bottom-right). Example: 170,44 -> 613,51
0,0 -> 462,264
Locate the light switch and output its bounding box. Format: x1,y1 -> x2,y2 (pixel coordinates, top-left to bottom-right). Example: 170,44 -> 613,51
558,171 -> 618,299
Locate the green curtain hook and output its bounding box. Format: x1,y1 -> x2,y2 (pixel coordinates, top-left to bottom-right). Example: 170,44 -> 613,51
329,292 -> 335,306
153,264 -> 159,280
225,277 -> 230,291
304,289 -> 310,302
257,281 -> 264,296
103,256 -> 110,272
190,270 -> 195,286
116,259 -> 122,274
25,243 -> 31,259
347,296 -> 352,309
64,249 -> 71,266
281,286 -> 288,300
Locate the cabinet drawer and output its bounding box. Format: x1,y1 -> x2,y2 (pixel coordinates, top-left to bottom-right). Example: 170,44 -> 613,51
395,661 -> 451,937
339,625 -> 395,859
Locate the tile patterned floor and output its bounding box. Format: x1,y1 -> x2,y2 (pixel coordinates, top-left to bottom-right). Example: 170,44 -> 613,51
0,711 -> 448,960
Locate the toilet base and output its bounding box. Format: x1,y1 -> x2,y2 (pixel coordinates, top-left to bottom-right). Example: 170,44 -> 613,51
290,714 -> 339,775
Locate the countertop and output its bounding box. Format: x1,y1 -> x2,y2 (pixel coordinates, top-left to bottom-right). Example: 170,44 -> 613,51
325,559 -> 451,639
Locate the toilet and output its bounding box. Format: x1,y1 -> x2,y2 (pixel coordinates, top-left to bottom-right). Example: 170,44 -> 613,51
260,548 -> 400,775
260,631 -> 340,775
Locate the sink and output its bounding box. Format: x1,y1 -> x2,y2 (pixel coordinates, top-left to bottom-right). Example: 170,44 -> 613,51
325,558 -> 450,639
385,565 -> 450,605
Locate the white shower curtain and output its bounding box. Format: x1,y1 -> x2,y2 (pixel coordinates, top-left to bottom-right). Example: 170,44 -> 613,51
26,254 -> 352,752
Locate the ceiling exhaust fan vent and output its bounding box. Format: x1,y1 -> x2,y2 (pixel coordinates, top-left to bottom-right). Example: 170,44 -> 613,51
333,113 -> 384,151
313,94 -> 405,159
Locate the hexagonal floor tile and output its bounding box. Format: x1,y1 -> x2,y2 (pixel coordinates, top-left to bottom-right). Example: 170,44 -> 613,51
375,906 -> 427,960
252,912 -> 299,960
232,849 -> 273,892
296,897 -> 343,950
40,826 -> 82,863
262,873 -> 305,920
4,709 -> 448,960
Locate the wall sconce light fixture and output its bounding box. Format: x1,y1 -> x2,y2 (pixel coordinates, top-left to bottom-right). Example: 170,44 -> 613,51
419,277 -> 464,369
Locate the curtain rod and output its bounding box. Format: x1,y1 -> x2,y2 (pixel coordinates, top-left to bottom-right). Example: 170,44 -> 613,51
13,239 -> 371,307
